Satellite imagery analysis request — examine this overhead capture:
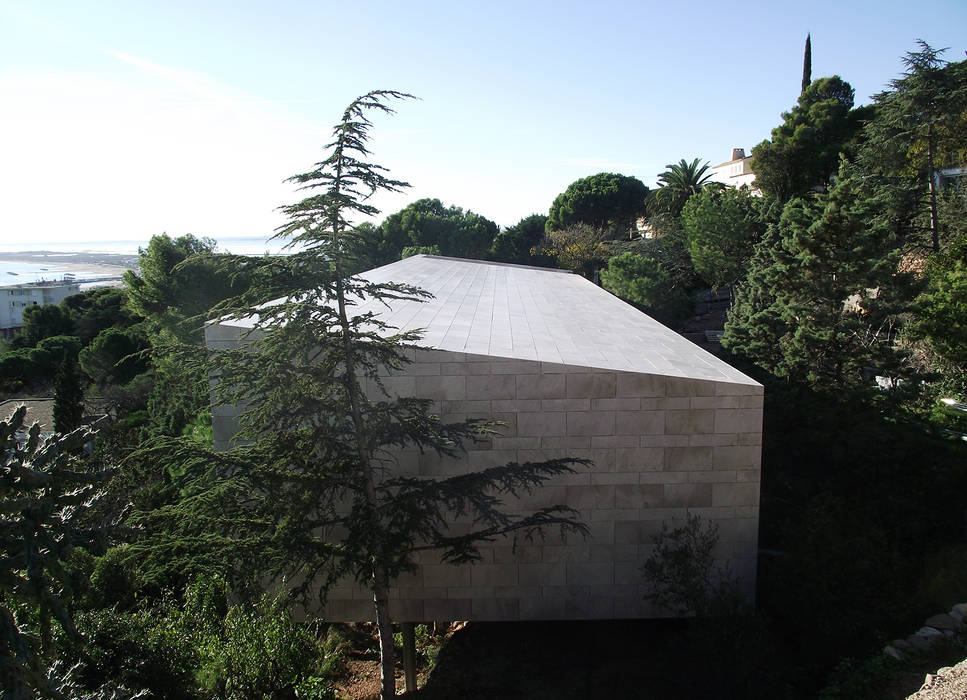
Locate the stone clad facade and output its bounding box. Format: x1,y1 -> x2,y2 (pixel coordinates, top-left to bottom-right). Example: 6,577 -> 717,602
208,255 -> 763,622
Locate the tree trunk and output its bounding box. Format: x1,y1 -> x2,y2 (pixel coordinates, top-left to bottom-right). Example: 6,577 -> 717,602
373,574 -> 397,700
926,128 -> 941,253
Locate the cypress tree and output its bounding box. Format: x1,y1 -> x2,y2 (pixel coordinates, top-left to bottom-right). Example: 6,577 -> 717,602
52,358 -> 84,434
802,34 -> 812,94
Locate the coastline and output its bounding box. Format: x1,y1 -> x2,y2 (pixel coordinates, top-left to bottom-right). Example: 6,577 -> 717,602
0,251 -> 138,286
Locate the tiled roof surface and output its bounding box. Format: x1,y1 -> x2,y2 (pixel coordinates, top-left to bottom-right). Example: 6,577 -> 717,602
222,255 -> 758,385
354,256 -> 757,385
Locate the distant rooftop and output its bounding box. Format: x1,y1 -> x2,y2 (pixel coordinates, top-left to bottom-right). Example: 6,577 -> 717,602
223,255 -> 759,386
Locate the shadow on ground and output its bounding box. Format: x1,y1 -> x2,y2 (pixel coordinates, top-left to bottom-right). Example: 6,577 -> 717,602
407,619 -> 688,700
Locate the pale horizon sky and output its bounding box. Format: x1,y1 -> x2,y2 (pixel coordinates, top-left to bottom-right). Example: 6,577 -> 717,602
2,1 -> 965,250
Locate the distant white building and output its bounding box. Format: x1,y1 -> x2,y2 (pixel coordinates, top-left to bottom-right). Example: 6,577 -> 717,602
1,281 -> 80,337
708,148 -> 757,189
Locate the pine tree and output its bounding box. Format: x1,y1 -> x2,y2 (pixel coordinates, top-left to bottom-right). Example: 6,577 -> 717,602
135,91 -> 587,700
723,168 -> 909,390
53,358 -> 84,434
860,42 -> 967,253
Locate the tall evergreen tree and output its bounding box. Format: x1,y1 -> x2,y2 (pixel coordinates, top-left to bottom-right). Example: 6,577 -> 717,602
801,34 -> 812,94
751,76 -> 867,204
723,169 -> 909,389
52,358 -> 84,434
135,91 -> 587,700
860,42 -> 967,253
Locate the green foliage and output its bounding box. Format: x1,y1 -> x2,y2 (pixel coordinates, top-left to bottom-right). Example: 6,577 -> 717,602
380,198 -> 498,261
724,171 -> 908,389
66,577 -> 329,700
0,335 -> 84,390
860,43 -> 967,252
179,578 -> 323,700
1,406 -> 114,699
537,222 -> 612,277
124,234 -> 246,343
681,185 -> 763,289
400,244 -> 441,258
490,214 -> 551,266
53,358 -> 85,434
19,303 -> 75,348
546,172 -> 648,235
752,76 -> 867,203
79,327 -> 150,387
62,288 -> 141,345
641,514 -> 741,617
647,158 -> 715,218
600,252 -> 689,320
915,232 -> 967,366
802,34 -> 812,93
71,605 -> 197,699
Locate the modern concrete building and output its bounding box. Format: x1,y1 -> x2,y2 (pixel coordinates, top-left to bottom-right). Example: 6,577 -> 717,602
208,255 -> 763,621
1,280 -> 80,337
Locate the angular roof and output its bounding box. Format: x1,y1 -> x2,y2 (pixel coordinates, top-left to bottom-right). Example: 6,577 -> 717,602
352,255 -> 757,385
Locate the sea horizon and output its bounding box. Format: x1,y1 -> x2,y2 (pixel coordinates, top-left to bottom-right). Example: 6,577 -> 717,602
0,234 -> 287,257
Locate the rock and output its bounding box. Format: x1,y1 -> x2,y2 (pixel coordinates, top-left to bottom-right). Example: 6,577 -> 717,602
907,633 -> 940,652
894,638 -> 913,651
925,613 -> 963,632
884,645 -> 904,660
917,626 -> 945,637
952,603 -> 967,620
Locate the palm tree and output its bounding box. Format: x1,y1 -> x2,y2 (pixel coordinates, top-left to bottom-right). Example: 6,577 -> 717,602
648,158 -> 715,217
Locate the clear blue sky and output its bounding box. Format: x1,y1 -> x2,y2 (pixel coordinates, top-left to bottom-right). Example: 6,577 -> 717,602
2,0 -> 965,247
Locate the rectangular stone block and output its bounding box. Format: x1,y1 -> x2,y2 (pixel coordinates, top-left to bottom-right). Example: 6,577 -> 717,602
566,410 -> 616,436
663,483 -> 712,507
615,410 -> 665,435
470,564 -> 519,587
712,482 -> 760,507
415,375 -> 466,400
613,483 -> 663,509
491,399 -> 542,412
519,562 -> 565,586
516,374 -> 566,399
466,374 -> 516,399
565,484 -> 615,509
665,409 -> 714,435
422,564 -> 471,588
665,446 -> 714,470
714,408 -> 763,434
615,447 -> 664,470
566,373 -> 617,399
616,372 -> 666,397
713,445 -> 762,469
590,435 -> 639,448
715,381 -> 763,396
471,598 -> 520,620
424,598 -> 471,620
491,360 -> 540,375
666,377 -> 716,397
388,599 -> 425,621
539,398 -> 589,412
518,412 -> 566,437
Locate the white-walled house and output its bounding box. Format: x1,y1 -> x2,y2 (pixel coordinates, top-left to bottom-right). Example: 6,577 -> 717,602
207,255 -> 763,622
708,148 -> 757,189
1,281 -> 80,337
